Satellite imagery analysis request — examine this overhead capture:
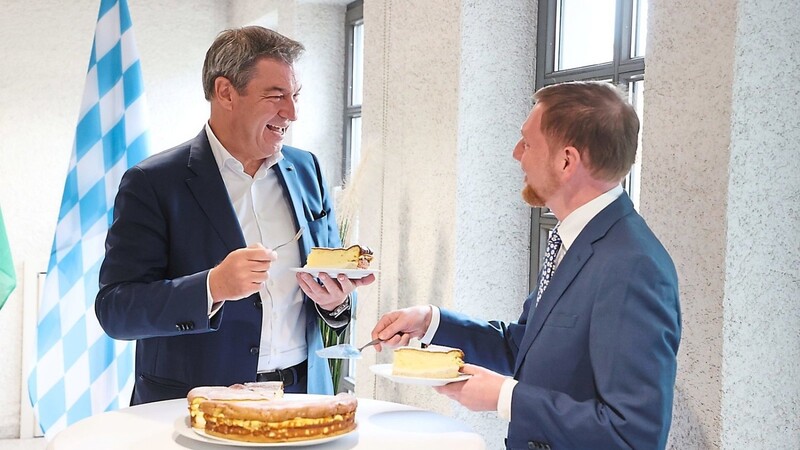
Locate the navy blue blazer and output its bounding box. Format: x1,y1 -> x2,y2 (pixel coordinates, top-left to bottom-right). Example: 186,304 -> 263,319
95,130 -> 343,404
435,194 -> 681,449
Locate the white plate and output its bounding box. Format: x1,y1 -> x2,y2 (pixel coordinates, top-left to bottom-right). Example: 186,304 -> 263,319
175,416 -> 355,447
291,267 -> 378,280
369,363 -> 471,386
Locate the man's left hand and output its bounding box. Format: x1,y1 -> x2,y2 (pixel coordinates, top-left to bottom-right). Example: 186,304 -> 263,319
434,364 -> 506,411
296,272 -> 376,311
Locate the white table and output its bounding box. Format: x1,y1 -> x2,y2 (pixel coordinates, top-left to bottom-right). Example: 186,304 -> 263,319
46,396 -> 486,450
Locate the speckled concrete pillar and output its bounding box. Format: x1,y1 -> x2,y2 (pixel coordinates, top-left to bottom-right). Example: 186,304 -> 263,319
355,0 -> 536,446
643,0 -> 800,448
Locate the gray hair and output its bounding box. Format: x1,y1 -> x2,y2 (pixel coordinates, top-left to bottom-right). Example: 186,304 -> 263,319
202,26 -> 305,100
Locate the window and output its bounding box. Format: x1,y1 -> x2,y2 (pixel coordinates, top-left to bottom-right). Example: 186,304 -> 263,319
530,0 -> 647,285
339,0 -> 363,393
343,0 -> 364,181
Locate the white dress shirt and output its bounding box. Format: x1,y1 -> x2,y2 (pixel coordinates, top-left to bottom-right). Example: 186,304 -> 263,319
422,185 -> 624,421
204,123 -> 307,372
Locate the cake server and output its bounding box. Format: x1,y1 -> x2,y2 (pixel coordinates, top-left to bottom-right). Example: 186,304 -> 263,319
316,337 -> 384,359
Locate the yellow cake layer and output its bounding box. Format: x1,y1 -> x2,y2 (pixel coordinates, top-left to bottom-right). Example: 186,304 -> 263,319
392,346 -> 464,379
200,394 -> 358,443
305,245 -> 373,269
187,382 -> 284,429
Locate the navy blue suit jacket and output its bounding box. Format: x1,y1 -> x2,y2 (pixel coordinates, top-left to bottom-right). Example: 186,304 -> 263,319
95,130 -> 343,404
434,194 -> 681,449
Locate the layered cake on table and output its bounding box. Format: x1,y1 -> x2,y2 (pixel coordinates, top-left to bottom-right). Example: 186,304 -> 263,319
392,345 -> 465,378
187,383 -> 357,443
305,245 -> 373,269
187,381 -> 284,429
199,393 -> 358,443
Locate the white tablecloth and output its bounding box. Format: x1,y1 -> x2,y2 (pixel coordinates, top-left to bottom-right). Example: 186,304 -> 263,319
46,396 -> 486,450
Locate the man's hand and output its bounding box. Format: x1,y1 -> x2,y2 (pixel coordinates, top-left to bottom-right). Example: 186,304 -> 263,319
370,306 -> 433,351
209,244 -> 276,303
434,364 -> 506,411
296,272 -> 376,311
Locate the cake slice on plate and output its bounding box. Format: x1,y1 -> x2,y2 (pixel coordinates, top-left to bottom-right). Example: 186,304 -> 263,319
305,245 -> 373,269
392,345 -> 465,379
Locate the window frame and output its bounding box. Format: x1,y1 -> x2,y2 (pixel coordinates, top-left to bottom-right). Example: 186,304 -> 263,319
342,0 -> 364,182
530,0 -> 646,287
339,0 -> 363,393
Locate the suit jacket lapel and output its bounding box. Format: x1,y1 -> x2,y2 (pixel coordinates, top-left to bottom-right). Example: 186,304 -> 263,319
514,194 -> 635,374
514,244 -> 592,373
184,130 -> 245,251
274,158 -> 312,261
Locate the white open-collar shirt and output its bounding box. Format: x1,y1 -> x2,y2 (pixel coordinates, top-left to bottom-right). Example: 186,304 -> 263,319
205,123 -> 307,372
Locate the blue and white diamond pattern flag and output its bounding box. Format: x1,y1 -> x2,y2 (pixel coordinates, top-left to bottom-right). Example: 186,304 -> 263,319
28,0 -> 150,438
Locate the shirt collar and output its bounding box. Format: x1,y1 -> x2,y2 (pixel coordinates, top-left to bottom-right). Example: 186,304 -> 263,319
556,185 -> 624,252
204,122 -> 284,179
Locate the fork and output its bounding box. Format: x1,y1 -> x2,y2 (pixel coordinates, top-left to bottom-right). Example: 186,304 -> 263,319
357,337 -> 385,352
272,227 -> 305,251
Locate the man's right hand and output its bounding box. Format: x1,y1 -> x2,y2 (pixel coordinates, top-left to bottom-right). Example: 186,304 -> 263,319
209,244 -> 277,303
370,305 -> 433,351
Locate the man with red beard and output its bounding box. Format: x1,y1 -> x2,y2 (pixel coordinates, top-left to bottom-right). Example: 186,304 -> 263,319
96,26 -> 374,405
371,81 -> 681,450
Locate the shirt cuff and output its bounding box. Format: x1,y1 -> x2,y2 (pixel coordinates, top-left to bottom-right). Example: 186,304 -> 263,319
496,377 -> 518,421
207,270 -> 223,318
419,305 -> 440,345
315,301 -> 349,329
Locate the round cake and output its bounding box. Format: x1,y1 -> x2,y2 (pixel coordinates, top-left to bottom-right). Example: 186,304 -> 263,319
187,381 -> 284,429
198,393 -> 357,443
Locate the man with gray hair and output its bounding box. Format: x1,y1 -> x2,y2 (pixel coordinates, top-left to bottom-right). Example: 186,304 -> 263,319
96,26 -> 374,404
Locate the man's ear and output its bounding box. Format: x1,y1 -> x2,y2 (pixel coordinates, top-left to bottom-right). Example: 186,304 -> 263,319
214,77 -> 235,110
559,146 -> 583,179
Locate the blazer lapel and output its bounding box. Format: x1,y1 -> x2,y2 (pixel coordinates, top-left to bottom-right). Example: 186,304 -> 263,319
513,194 -> 635,374
184,130 -> 245,251
514,244 -> 592,373
274,158 -> 312,261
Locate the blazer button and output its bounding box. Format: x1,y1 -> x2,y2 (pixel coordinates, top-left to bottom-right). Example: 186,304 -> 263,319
528,443 -> 536,449
250,347 -> 259,355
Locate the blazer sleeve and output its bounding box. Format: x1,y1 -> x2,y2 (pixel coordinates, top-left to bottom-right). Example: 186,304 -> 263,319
95,166 -> 216,340
508,252 -> 681,449
434,306 -> 531,376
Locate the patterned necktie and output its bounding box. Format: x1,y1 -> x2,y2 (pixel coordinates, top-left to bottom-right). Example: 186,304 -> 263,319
535,227 -> 562,308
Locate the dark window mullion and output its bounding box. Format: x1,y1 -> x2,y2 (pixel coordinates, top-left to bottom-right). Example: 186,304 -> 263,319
611,0 -> 626,82
618,0 -> 635,64
342,1 -> 363,183
340,0 -> 364,394
618,58 -> 645,77
542,62 -> 616,85
536,0 -> 556,89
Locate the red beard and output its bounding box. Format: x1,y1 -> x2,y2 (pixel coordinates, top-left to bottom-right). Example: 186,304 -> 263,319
522,184 -> 546,208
